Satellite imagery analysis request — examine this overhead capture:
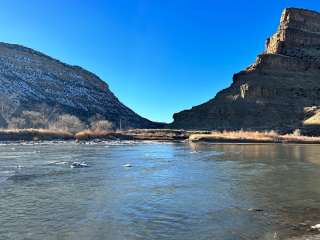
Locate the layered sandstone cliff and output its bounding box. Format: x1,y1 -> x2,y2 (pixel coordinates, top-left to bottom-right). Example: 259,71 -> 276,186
0,43 -> 161,129
171,8 -> 320,133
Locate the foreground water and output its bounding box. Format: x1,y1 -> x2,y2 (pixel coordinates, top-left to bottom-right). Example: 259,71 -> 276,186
1,142 -> 320,240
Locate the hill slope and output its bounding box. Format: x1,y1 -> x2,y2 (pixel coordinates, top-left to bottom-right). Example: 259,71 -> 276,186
0,43 -> 160,129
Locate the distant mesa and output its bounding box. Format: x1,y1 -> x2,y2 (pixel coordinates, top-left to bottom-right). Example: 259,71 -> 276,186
171,8 -> 320,134
0,43 -> 163,129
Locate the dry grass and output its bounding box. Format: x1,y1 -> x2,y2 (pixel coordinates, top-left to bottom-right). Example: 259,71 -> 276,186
75,129 -> 190,141
0,128 -> 73,141
189,130 -> 320,144
124,129 -> 190,140
1,128 -> 320,144
74,130 -> 130,141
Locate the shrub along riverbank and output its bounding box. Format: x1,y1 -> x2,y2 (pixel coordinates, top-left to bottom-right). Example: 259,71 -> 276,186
0,129 -> 192,142
189,130 -> 320,144
1,128 -> 320,144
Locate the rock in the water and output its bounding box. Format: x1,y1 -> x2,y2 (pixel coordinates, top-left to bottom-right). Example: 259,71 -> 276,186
311,224 -> 320,230
0,43 -> 162,129
171,8 -> 320,134
70,162 -> 89,168
247,208 -> 264,212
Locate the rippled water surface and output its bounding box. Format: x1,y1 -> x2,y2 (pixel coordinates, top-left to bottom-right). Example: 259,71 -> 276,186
1,142 -> 320,240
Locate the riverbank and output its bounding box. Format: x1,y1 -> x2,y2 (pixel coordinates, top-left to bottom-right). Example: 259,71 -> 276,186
0,129 -> 74,142
189,130 -> 320,144
1,129 -> 320,144
0,129 -> 193,142
75,129 -> 192,141
288,235 -> 320,240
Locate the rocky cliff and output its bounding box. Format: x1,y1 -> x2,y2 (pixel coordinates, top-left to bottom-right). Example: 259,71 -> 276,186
171,8 -> 320,133
0,43 -> 160,129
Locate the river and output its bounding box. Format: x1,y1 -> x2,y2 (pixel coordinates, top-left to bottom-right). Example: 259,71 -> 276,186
1,142 -> 320,239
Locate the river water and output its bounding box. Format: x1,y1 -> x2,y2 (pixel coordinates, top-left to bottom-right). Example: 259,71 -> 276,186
1,142 -> 320,240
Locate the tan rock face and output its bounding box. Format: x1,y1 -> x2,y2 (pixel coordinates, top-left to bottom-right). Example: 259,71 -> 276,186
171,8 -> 320,133
266,8 -> 320,64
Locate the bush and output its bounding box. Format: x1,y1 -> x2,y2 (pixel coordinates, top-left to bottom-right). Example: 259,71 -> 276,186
50,114 -> 85,133
292,129 -> 301,136
8,117 -> 26,129
8,111 -> 47,129
22,111 -> 47,128
90,120 -> 113,132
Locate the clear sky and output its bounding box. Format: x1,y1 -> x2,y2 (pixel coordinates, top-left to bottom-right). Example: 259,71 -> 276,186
0,0 -> 320,123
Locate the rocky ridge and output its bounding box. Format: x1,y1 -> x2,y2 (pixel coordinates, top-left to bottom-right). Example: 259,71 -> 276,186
171,8 -> 320,133
0,42 -> 160,128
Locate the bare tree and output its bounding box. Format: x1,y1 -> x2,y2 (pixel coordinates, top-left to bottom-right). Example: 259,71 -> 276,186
0,93 -> 20,122
8,111 -> 47,129
90,120 -> 114,132
8,117 -> 26,129
21,111 -> 47,128
50,114 -> 85,133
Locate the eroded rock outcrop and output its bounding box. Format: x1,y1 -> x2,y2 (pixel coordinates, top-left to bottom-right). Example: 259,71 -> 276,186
171,8 -> 320,133
0,43 -> 161,129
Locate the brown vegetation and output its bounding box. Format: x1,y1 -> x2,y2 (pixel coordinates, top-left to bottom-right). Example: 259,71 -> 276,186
74,130 -> 132,141
1,128 -> 320,144
124,129 -> 190,141
9,111 -> 47,129
0,129 -> 73,141
74,129 -> 190,141
90,120 -> 114,132
49,114 -> 85,133
189,130 -> 320,144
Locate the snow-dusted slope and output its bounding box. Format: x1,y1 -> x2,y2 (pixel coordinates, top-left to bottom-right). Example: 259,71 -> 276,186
0,42 -> 158,128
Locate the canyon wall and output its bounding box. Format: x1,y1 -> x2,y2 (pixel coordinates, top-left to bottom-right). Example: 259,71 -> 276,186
171,8 -> 320,133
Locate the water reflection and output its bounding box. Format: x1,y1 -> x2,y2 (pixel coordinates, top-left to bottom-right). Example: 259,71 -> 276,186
189,142 -> 320,164
190,143 -> 320,238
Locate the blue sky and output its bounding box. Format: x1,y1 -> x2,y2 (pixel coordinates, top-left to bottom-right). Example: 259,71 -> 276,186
0,0 -> 320,123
